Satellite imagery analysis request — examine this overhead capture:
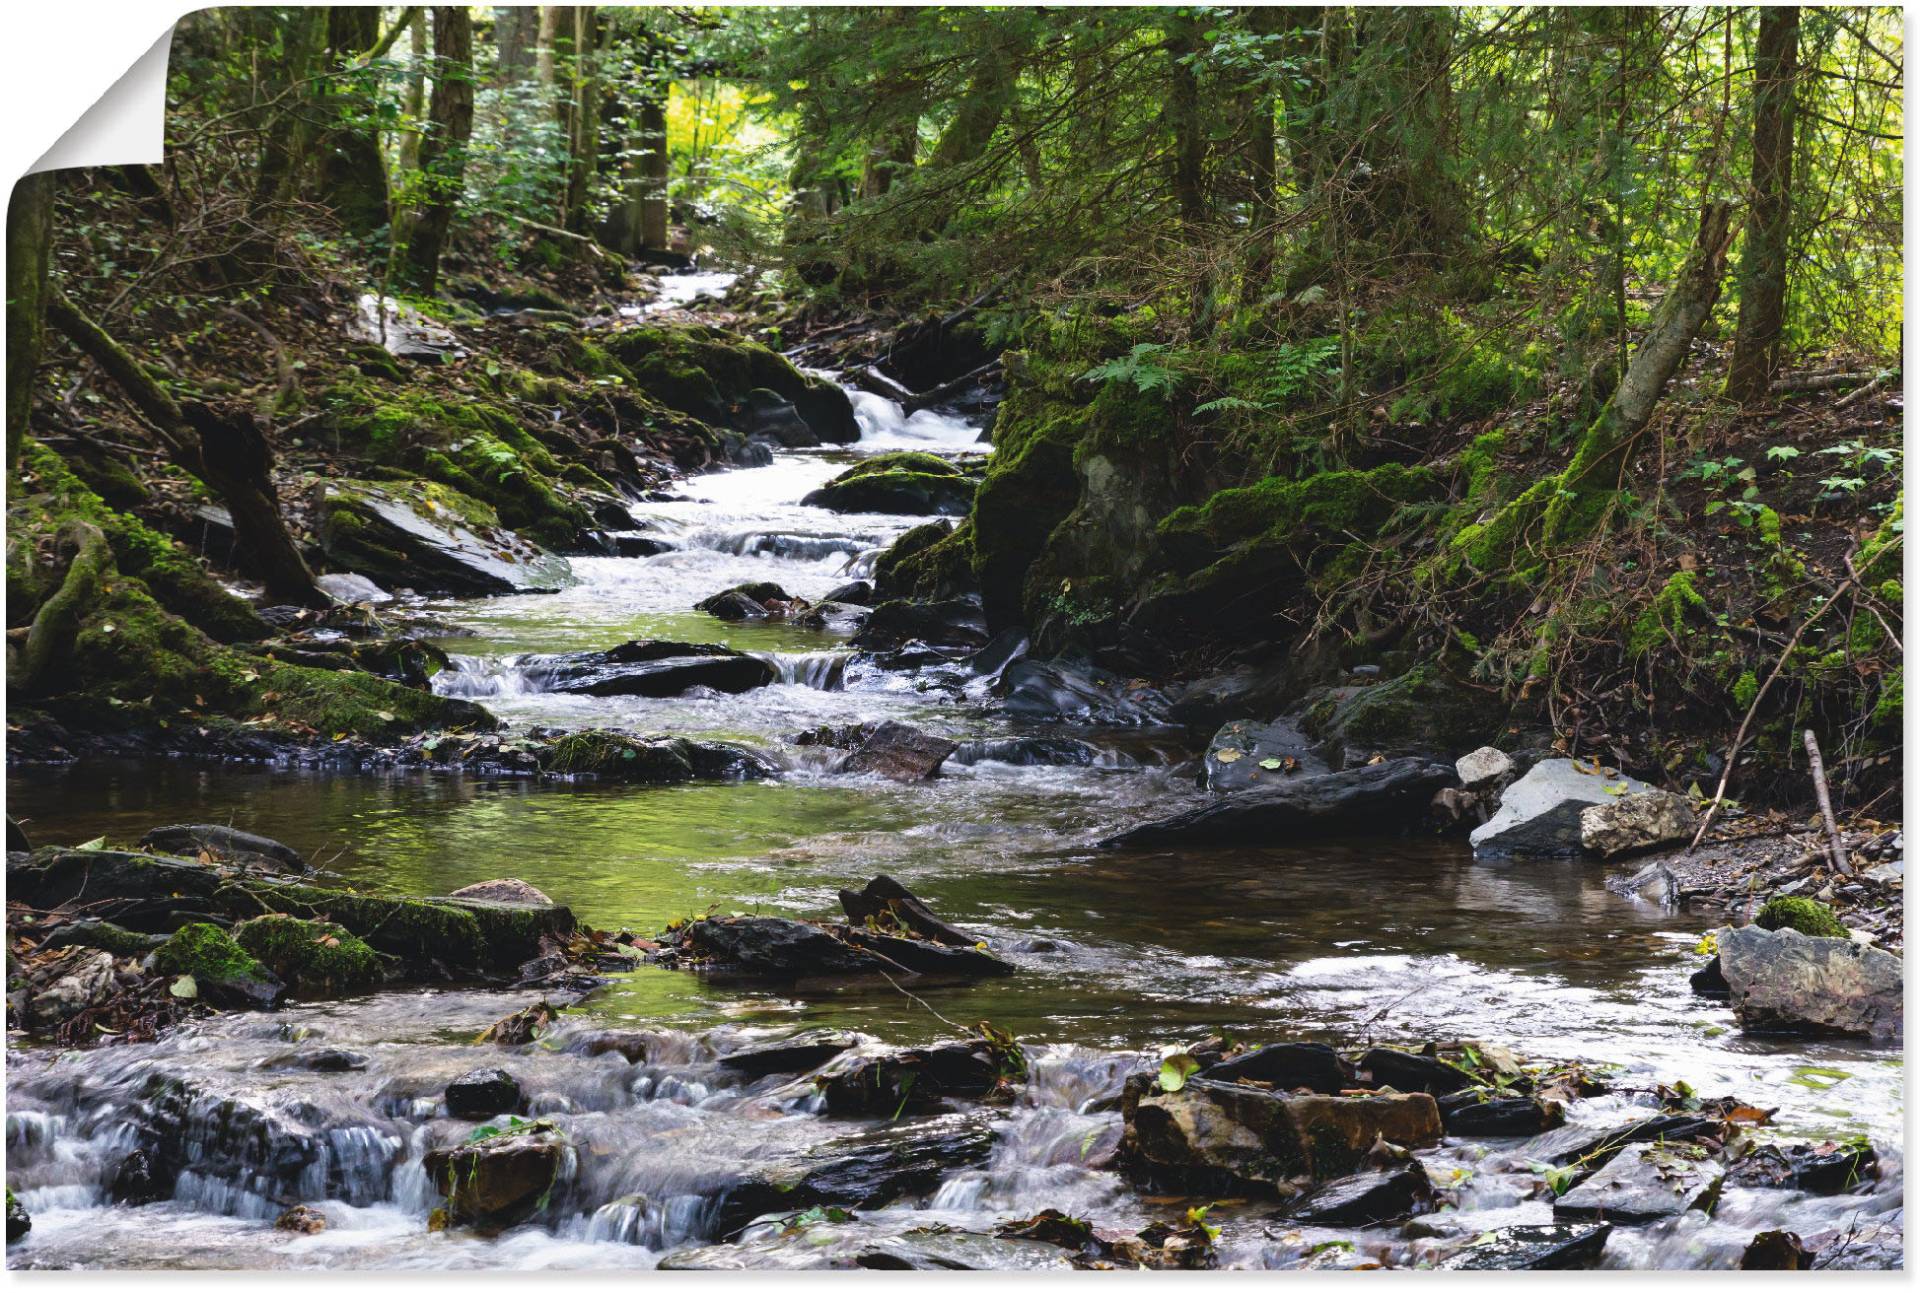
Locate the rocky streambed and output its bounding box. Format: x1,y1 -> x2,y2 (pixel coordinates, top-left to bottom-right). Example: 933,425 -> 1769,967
5,342 -> 1904,1270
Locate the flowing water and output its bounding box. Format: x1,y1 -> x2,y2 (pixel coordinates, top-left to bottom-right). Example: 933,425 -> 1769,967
4,282 -> 1903,1269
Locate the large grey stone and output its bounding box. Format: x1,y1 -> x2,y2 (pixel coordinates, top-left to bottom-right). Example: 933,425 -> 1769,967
1470,759 -> 1654,858
1103,758 -> 1456,849
1717,925 -> 1902,1040
1579,791 -> 1697,858
1553,1143 -> 1723,1224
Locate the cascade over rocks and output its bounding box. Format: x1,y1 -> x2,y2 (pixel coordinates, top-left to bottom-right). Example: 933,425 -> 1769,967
1101,758 -> 1458,848
1440,1223 -> 1612,1270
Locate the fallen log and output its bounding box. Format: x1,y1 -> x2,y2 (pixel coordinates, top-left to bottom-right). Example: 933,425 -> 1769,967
903,359 -> 1003,414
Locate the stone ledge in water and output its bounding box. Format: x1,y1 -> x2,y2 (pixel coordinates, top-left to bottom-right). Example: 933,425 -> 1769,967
1285,1162 -> 1434,1227
660,1213 -> 1074,1272
852,597 -> 990,651
1100,757 -> 1457,849
816,1036 -> 1014,1115
1202,718 -> 1329,792
1552,1142 -> 1724,1225
997,658 -> 1171,727
424,1119 -> 565,1230
1715,924 -> 1902,1040
1121,1074 -> 1442,1191
801,454 -> 979,517
655,913 -> 1010,983
521,639 -> 778,697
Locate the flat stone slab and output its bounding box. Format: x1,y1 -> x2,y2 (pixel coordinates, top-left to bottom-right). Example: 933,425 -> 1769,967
1553,1142 -> 1724,1224
1202,718 -> 1329,792
1442,1223 -> 1612,1270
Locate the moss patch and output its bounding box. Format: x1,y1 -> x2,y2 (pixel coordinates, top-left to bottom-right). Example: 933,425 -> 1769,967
1754,896 -> 1848,939
233,914 -> 381,996
153,922 -> 273,983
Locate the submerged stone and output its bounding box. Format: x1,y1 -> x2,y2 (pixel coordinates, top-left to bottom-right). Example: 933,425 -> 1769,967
522,639 -> 778,698
139,824 -> 306,873
718,1029 -> 865,1077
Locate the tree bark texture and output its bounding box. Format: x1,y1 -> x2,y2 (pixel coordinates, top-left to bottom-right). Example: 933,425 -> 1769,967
404,6 -> 475,292
1725,6 -> 1801,402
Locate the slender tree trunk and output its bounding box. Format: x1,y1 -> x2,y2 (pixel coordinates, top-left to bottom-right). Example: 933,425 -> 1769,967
1165,13 -> 1207,232
242,7 -> 327,265
6,172 -> 55,472
403,6 -> 475,292
635,94 -> 670,248
1242,6 -> 1283,292
1725,6 -> 1802,402
45,289 -> 326,607
321,6 -> 392,241
399,7 -> 428,176
494,5 -> 536,85
560,6 -> 600,233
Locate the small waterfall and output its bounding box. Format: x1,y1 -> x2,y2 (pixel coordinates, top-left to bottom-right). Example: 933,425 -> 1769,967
433,654 -> 540,698
761,651 -> 849,691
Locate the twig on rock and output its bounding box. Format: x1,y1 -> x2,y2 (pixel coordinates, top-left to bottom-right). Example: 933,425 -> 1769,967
1802,729 -> 1853,877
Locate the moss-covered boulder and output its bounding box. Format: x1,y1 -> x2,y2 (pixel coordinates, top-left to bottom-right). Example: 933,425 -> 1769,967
151,922 -> 284,1008
872,520 -> 979,602
316,479 -> 573,596
604,324 -> 858,444
536,729 -> 775,782
233,914 -> 382,997
801,453 -> 978,516
1754,896 -> 1848,939
1302,664 -> 1498,760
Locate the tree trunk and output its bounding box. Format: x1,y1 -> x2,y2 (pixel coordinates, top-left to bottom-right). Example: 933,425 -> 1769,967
635,94 -> 670,249
1331,6 -> 1466,256
1725,6 -> 1801,403
1165,13 -> 1207,232
1541,201 -> 1739,544
18,522 -> 113,696
399,7 -> 428,176
560,6 -> 600,233
45,289 -> 326,607
495,5 -> 536,85
1242,6 -> 1284,291
6,172 -> 55,472
927,57 -> 1014,172
242,7 -> 328,265
320,6 -> 392,241
404,6 -> 476,293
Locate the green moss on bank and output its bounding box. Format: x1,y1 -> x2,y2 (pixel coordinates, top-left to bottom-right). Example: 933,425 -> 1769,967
233,914 -> 381,996
1754,896 -> 1848,939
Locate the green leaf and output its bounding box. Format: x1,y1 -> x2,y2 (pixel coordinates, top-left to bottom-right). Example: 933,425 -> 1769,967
169,974 -> 198,1000
75,836 -> 107,851
1157,1052 -> 1202,1093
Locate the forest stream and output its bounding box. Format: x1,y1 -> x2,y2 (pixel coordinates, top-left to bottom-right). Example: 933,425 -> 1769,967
3,277 -> 1903,1271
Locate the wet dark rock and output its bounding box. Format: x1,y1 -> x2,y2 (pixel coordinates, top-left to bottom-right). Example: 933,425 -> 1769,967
710,1113 -> 996,1238
274,1048 -> 370,1073
607,532 -> 676,557
660,1219 -> 1072,1272
854,598 -> 990,651
839,875 -> 977,946
737,388 -> 822,448
1440,1222 -> 1612,1270
108,1149 -> 167,1205
35,918 -> 166,958
1286,1162 -> 1433,1227
818,1038 -> 1008,1115
1167,662 -> 1298,727
698,588 -> 772,620
998,659 -> 1171,727
792,600 -> 872,633
837,721 -> 958,781
719,1029 -> 864,1077
1202,718 -> 1329,792
1203,1041 -> 1350,1094
275,1204 -> 328,1234
1520,1114 -> 1721,1168
1553,1142 -> 1724,1224
1469,759 -> 1656,859
1357,1047 -> 1480,1096
1715,925 -> 1902,1040
6,1191 -> 29,1243
139,824 -> 306,873
1101,759 -> 1457,849
1442,1096 -> 1564,1137
1741,1231 -> 1813,1270
837,928 -> 1011,978
448,878 -> 552,906
522,639 -> 778,698
950,736 -> 1108,767
1689,956 -> 1730,999
1727,1141 -> 1878,1193
424,1121 -> 564,1229
6,816 -> 28,853
1122,1075 -> 1442,1190
670,916 -> 907,977
445,1068 -> 524,1119
823,580 -> 874,606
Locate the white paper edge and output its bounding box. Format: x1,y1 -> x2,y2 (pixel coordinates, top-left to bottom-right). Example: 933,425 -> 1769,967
27,25 -> 174,176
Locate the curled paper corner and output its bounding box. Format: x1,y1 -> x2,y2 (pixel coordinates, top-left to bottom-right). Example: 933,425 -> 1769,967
28,26 -> 174,177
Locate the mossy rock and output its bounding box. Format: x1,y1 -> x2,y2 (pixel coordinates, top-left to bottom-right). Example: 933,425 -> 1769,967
233,914 -> 381,997
10,440 -> 267,643
1303,663 -> 1498,759
152,922 -> 282,1007
873,521 -> 975,601
316,479 -> 572,596
604,325 -> 858,443
538,730 -> 695,781
1754,896 -> 1848,939
1157,463 -> 1440,571
802,453 -> 977,516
